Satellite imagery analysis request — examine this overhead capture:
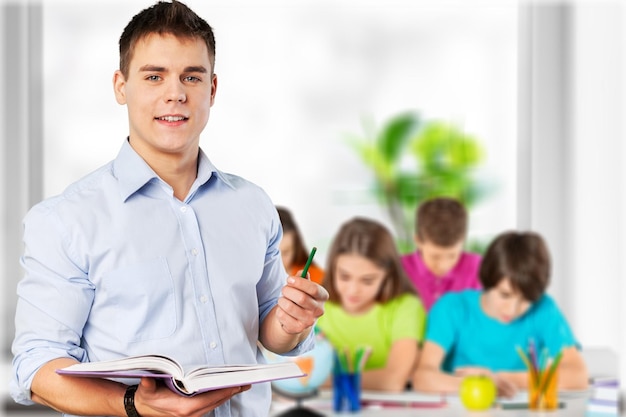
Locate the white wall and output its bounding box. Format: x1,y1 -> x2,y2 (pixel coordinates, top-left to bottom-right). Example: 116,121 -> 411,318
521,1 -> 624,385
569,3 -> 624,380
1,1 -> 45,358
0,1 -> 6,360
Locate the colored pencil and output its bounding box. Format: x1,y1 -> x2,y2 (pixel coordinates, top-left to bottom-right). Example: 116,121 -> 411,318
300,247 -> 317,279
537,349 -> 563,395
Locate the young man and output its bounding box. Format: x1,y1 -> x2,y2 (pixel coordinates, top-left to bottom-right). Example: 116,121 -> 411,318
10,2 -> 328,417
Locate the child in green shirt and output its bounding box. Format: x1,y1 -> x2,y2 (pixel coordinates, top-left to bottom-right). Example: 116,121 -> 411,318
316,217 -> 426,392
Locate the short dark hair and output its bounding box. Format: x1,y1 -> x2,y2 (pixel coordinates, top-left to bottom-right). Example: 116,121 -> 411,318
479,231 -> 551,302
416,197 -> 468,246
119,0 -> 216,78
323,217 -> 416,303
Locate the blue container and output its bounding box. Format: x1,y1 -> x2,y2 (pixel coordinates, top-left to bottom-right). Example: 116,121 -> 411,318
333,372 -> 361,412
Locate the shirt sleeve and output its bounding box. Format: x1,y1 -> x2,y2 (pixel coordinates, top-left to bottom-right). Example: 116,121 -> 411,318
257,202 -> 286,323
425,293 -> 460,353
389,294 -> 427,342
536,295 -> 580,356
256,198 -> 314,356
11,203 -> 93,404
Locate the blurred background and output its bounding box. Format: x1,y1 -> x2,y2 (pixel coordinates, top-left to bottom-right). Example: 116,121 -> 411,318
1,0 -> 625,411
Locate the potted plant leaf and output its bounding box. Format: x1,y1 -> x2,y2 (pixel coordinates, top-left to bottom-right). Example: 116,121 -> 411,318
347,111 -> 491,253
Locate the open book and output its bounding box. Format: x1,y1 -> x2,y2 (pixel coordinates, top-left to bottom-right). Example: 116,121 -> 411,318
57,354 -> 305,396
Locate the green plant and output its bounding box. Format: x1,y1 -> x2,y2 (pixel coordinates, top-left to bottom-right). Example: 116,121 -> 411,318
347,111 -> 491,253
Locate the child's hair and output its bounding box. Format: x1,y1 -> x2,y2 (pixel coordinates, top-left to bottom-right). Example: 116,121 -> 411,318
323,217 -> 416,303
276,206 -> 311,267
119,0 -> 216,78
479,231 -> 551,302
416,197 -> 468,246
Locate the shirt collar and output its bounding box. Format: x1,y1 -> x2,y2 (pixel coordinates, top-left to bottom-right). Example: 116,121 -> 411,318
113,139 -> 235,202
417,251 -> 454,284
196,147 -> 236,190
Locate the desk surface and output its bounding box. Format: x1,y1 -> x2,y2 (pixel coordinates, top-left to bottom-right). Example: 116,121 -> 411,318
270,389 -> 598,417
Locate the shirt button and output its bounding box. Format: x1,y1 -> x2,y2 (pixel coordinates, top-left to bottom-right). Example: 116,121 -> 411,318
191,248 -> 199,256
200,295 -> 208,303
180,206 -> 187,213
210,342 -> 217,349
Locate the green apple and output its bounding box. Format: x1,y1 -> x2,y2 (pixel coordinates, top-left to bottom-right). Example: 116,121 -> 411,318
459,375 -> 497,411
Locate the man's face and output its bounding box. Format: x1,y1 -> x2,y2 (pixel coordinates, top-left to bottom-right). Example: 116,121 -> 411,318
113,33 -> 217,160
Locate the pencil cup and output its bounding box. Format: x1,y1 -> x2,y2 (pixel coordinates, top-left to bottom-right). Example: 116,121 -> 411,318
528,366 -> 559,410
332,372 -> 361,412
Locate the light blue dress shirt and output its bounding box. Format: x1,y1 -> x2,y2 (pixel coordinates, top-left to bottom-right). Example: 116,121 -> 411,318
11,139 -> 313,417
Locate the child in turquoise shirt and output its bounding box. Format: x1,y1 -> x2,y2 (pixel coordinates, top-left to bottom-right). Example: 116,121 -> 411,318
316,217 -> 426,392
412,231 -> 588,397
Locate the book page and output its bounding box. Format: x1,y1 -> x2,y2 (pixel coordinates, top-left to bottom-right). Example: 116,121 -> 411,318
182,362 -> 304,395
59,354 -> 184,379
186,362 -> 302,378
58,356 -> 305,396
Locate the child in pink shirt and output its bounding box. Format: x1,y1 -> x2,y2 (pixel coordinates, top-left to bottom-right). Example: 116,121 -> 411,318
401,197 -> 482,311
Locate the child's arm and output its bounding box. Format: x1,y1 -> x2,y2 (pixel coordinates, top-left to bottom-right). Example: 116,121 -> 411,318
359,338 -> 418,392
493,346 -> 587,392
489,369 -> 530,394
413,342 -> 518,397
555,346 -> 588,390
468,347 -> 588,393
412,341 -> 465,394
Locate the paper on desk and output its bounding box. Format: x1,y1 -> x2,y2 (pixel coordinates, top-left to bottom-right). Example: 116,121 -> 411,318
496,391 -> 528,406
497,387 -> 593,406
361,390 -> 446,407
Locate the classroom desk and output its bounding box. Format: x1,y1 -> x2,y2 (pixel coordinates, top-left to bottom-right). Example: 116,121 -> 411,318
270,389 -> 596,417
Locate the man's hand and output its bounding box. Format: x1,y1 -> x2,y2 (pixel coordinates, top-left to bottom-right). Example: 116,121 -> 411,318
135,378 -> 251,417
276,275 -> 328,335
259,274 -> 328,353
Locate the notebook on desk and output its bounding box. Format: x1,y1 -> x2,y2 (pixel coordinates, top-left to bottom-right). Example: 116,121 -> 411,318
498,397 -> 566,410
495,388 -> 593,409
271,389 -> 447,412
360,390 -> 446,408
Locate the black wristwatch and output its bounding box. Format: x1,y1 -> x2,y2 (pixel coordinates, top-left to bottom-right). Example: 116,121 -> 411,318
124,385 -> 141,417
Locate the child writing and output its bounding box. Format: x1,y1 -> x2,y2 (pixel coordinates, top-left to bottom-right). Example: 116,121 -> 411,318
316,217 -> 426,392
412,231 -> 588,397
401,197 -> 482,311
277,206 -> 325,284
